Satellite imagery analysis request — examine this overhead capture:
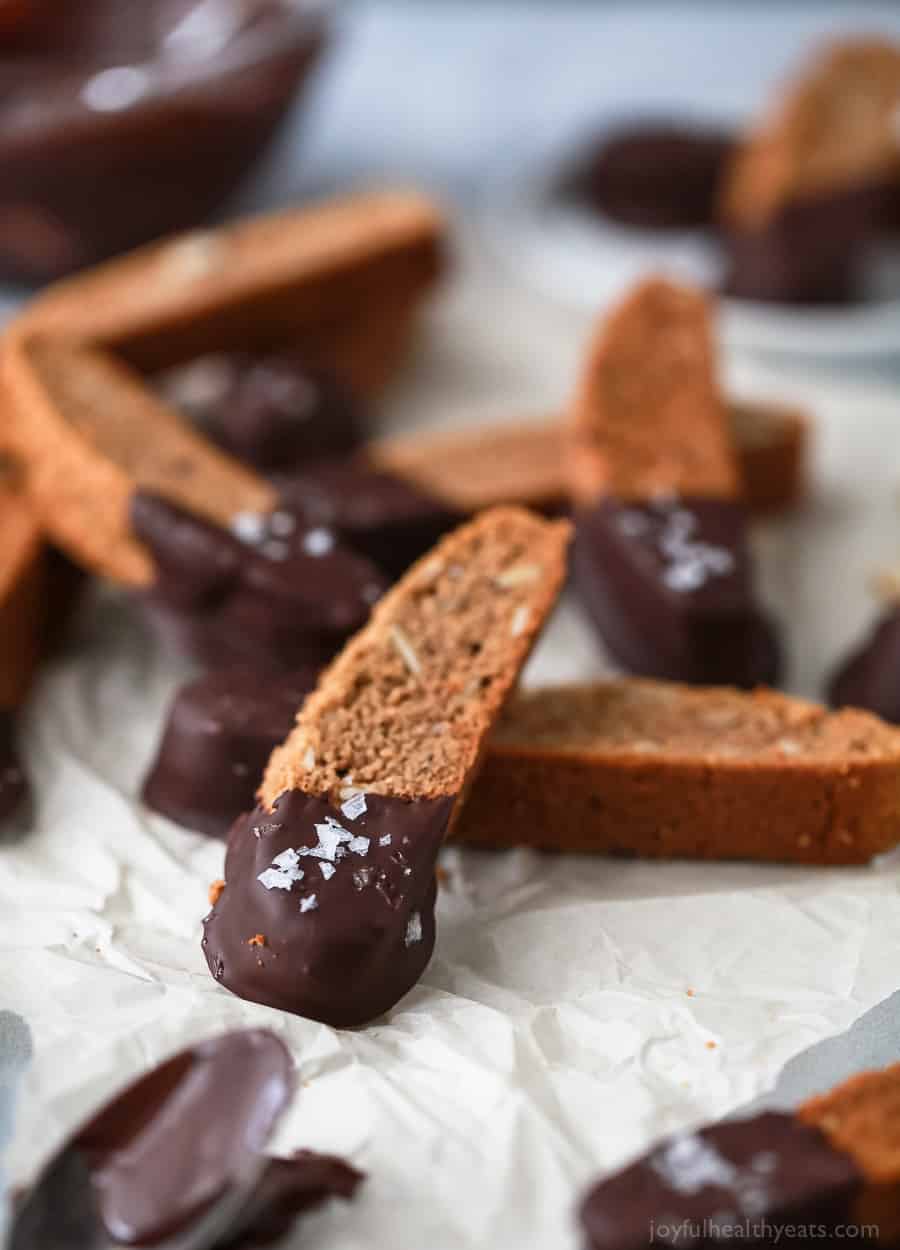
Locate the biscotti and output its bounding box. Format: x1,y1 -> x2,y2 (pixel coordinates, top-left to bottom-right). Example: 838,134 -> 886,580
720,38 -> 900,303
567,279 -> 779,687
11,190 -> 446,387
2,337 -> 277,586
580,1061 -> 900,1250
456,679 -> 900,865
369,402 -> 808,519
829,569 -> 900,725
203,507 -> 571,1026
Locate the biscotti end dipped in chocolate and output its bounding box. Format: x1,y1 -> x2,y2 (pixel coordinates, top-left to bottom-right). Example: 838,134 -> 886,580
728,399 -> 810,516
580,1060 -> 900,1250
141,666 -> 320,839
12,190 -> 446,382
457,680 -> 900,865
720,39 -> 900,304
568,279 -> 780,687
203,507 -> 571,1027
15,1029 -> 362,1250
829,571 -> 900,726
2,337 -> 277,586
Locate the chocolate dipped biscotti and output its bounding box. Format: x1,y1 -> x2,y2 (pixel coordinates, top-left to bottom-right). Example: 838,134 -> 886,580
203,507 -> 571,1026
568,278 -> 780,687
456,679 -> 900,865
580,1061 -> 900,1250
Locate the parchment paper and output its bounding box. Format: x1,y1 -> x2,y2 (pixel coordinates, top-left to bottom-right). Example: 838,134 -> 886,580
3,232 -> 900,1250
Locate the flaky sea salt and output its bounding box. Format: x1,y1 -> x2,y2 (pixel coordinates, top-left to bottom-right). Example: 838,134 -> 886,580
405,912 -> 423,946
341,792 -> 367,821
379,834 -> 392,847
231,511 -> 267,545
299,894 -> 319,913
257,847 -> 305,891
348,836 -> 370,856
319,862 -> 336,880
303,527 -> 335,557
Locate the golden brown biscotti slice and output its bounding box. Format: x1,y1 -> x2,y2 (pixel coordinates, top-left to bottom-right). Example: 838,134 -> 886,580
456,679 -> 900,865
568,277 -> 739,505
721,39 -> 900,232
203,507 -> 571,1026
2,336 -> 276,586
10,191 -> 446,381
369,401 -> 808,518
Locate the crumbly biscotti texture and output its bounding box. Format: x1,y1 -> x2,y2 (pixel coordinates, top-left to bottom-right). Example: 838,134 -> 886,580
370,401 -> 808,518
455,679 -> 900,865
568,278 -> 739,505
260,507 -> 571,813
721,38 -> 900,230
2,337 -> 276,586
11,191 -> 446,378
0,467 -> 46,708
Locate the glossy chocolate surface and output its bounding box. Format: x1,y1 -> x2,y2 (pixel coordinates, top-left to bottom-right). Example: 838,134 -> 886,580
142,666 -> 319,837
580,1112 -> 861,1250
576,121 -> 734,229
0,708 -> 29,829
158,352 -> 366,473
277,460 -> 464,580
0,1 -> 325,282
829,605 -> 900,724
723,181 -> 888,306
204,789 -> 455,1026
573,495 -> 781,687
12,1029 -> 361,1249
131,491 -> 386,671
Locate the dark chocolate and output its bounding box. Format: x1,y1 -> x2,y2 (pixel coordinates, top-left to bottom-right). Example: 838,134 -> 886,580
203,789 -> 455,1027
131,491 -> 386,671
573,122 -> 735,230
0,2 -> 325,283
142,666 -> 319,838
580,1112 -> 861,1250
157,352 -> 366,473
722,181 -> 888,306
11,1028 -> 361,1250
573,496 -> 781,688
828,605 -> 900,724
0,709 -> 30,831
276,460 -> 464,581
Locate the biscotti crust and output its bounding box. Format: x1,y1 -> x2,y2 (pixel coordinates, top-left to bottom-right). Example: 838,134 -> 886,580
568,278 -> 739,505
11,190 -> 446,377
261,506 -> 572,811
2,337 -> 276,586
456,681 -> 900,865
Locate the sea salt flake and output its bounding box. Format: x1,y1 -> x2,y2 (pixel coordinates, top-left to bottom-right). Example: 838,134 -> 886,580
651,1135 -> 737,1194
348,835 -> 370,856
257,847 -> 305,891
353,868 -> 373,890
379,834 -> 392,847
303,527 -> 335,557
231,511 -> 267,545
341,792 -> 368,821
299,894 -> 319,913
319,862 -> 336,880
405,912 -> 423,946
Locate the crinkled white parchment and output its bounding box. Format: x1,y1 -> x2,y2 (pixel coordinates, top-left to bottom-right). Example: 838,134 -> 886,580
3,246 -> 900,1250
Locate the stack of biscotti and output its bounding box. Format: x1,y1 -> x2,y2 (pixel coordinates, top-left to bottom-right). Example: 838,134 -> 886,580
455,678 -> 900,866
567,277 -> 781,687
202,507 -> 571,1025
720,37 -> 900,304
580,1060 -> 900,1250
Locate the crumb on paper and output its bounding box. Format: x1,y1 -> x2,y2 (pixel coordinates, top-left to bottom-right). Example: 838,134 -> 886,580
247,934 -> 267,948
705,1040 -> 717,1050
686,988 -> 695,997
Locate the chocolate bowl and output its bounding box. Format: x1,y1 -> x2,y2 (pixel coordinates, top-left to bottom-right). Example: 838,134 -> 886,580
0,0 -> 333,284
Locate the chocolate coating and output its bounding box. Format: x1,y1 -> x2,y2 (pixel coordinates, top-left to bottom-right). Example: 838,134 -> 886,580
723,181 -> 888,305
0,709 -> 30,831
142,666 -> 319,838
11,1028 -> 361,1250
204,790 -> 455,1026
0,1 -> 325,282
158,352 -> 366,473
828,605 -> 900,724
277,460 -> 464,581
575,121 -> 735,229
580,1112 -> 861,1250
573,496 -> 781,687
131,491 -> 387,671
